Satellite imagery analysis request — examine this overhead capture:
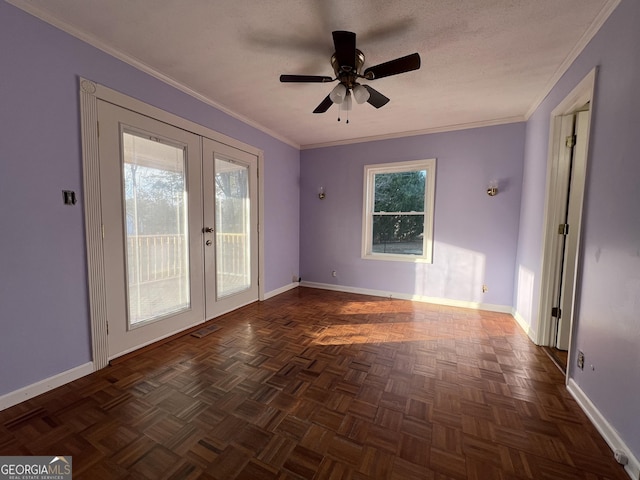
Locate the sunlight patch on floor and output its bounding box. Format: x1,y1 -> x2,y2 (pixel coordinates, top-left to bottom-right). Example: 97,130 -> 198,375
311,321 -> 451,345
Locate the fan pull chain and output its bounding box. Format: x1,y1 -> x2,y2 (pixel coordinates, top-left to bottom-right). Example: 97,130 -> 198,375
335,98 -> 350,123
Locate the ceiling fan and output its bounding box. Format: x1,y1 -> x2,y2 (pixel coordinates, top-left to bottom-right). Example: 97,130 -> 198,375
280,31 -> 421,117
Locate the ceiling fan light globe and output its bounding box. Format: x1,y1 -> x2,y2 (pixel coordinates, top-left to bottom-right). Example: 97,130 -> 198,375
329,83 -> 347,104
353,84 -> 370,104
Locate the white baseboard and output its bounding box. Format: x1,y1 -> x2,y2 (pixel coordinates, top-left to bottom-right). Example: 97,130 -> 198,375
264,281 -> 299,300
567,379 -> 639,480
0,362 -> 94,411
299,281 -> 513,314
511,308 -> 538,343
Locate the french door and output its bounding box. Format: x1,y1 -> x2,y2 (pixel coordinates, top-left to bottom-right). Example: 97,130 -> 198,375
98,101 -> 204,358
203,138 -> 259,319
97,101 -> 258,359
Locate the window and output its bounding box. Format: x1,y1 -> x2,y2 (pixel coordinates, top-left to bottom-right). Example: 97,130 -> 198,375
122,130 -> 190,325
362,159 -> 436,262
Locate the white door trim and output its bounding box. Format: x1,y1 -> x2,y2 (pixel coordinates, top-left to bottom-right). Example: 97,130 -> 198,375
80,79 -> 109,370
536,68 -> 596,375
79,78 -> 265,370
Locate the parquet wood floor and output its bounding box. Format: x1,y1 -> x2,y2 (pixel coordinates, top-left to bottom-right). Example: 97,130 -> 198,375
0,288 -> 628,479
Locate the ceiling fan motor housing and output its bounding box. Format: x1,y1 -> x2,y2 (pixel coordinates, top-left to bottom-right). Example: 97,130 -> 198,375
331,49 -> 365,88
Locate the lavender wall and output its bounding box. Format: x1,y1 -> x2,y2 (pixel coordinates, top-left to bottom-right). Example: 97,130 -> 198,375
300,123 -> 525,307
0,2 -> 299,396
2,0 -> 637,459
515,0 -> 640,457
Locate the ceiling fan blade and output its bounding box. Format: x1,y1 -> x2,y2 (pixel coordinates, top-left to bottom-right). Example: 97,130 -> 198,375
280,74 -> 333,83
332,30 -> 356,71
363,85 -> 390,108
364,53 -> 421,80
313,95 -> 333,113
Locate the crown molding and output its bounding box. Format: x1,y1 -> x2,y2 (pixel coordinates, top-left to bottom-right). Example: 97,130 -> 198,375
525,0 -> 621,119
300,115 -> 525,150
6,0 -> 301,150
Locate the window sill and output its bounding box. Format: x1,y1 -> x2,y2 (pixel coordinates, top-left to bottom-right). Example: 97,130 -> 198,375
361,253 -> 433,264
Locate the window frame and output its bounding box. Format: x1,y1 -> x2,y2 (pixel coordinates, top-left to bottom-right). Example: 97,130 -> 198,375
361,158 -> 436,263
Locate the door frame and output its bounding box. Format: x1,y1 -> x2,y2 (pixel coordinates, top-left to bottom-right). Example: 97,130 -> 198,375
536,68 -> 596,376
80,78 -> 265,370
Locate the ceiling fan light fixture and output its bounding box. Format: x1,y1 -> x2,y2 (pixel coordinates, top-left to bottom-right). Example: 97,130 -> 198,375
329,83 -> 347,104
279,31 -> 421,117
352,84 -> 370,104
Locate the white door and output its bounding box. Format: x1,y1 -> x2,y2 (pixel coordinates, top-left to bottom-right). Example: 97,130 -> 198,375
98,100 -> 204,359
556,110 -> 590,349
548,113 -> 575,351
202,138 -> 259,319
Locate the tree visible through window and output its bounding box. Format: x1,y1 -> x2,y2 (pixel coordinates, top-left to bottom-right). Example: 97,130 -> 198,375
362,159 -> 436,262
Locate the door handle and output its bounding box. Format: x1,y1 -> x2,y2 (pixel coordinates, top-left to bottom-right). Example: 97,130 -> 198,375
206,240 -> 212,246
203,227 -> 214,233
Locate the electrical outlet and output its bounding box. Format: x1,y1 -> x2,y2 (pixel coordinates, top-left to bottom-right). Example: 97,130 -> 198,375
577,350 -> 585,370
331,270 -> 337,278
614,450 -> 628,465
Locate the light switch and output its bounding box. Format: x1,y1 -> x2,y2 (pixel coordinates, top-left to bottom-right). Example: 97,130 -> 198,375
62,190 -> 76,205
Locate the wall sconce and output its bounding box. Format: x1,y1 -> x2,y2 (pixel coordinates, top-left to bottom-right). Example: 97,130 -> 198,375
487,180 -> 498,197
318,186 -> 326,200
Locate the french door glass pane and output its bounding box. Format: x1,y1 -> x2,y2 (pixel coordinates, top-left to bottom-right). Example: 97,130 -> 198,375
215,156 -> 250,298
123,132 -> 190,326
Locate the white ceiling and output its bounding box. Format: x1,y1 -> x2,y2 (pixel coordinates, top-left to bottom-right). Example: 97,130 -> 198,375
9,0 -> 618,148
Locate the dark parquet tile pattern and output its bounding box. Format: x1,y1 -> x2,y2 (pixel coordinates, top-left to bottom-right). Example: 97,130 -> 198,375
0,287 -> 628,479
